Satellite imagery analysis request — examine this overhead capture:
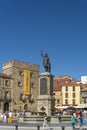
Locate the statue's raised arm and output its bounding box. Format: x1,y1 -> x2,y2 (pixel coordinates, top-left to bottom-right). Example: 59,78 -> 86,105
41,50 -> 44,57
40,50 -> 51,73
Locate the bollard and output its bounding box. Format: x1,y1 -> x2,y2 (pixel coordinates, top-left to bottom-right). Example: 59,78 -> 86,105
15,124 -> 18,130
61,126 -> 65,130
37,125 -> 40,130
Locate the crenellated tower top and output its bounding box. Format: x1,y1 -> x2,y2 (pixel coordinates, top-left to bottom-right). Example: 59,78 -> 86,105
2,60 -> 40,72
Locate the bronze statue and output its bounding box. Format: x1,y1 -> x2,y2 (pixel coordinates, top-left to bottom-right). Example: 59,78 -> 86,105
41,50 -> 51,73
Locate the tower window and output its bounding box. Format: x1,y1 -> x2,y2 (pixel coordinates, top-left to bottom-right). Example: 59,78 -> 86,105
19,71 -> 23,76
5,80 -> 10,86
18,81 -> 23,87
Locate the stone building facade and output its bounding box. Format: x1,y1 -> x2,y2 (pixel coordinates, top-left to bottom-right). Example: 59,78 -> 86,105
2,60 -> 40,112
0,73 -> 13,112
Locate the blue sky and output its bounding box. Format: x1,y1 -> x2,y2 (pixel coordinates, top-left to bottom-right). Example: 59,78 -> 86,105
0,0 -> 87,80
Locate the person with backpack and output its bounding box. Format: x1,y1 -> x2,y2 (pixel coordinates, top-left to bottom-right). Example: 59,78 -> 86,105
71,112 -> 76,130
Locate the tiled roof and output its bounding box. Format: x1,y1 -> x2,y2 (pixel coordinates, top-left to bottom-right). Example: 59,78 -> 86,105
53,85 -> 62,91
63,81 -> 80,86
53,75 -> 80,91
81,85 -> 87,91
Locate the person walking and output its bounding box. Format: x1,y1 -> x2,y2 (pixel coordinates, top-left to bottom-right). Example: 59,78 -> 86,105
71,112 -> 76,130
79,110 -> 83,128
3,111 -> 7,122
43,114 -> 48,128
79,110 -> 86,129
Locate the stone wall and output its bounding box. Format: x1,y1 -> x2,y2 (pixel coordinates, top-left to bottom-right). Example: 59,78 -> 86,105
2,60 -> 40,112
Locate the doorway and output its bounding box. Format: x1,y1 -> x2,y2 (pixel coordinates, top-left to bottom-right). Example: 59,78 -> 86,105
4,102 -> 9,112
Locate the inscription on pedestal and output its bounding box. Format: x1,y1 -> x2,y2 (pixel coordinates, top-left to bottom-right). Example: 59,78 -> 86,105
40,78 -> 47,95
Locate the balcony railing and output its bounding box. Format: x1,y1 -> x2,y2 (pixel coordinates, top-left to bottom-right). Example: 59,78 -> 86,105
0,97 -> 11,102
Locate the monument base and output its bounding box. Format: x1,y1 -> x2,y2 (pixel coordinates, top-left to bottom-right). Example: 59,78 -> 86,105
37,72 -> 55,116
37,95 -> 55,116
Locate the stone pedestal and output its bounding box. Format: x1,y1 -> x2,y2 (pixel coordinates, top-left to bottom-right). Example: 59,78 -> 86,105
37,72 -> 55,116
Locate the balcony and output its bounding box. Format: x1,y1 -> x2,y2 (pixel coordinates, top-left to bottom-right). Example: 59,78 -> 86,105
0,97 -> 12,102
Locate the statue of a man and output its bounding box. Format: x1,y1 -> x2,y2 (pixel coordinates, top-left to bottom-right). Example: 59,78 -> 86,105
41,50 -> 51,73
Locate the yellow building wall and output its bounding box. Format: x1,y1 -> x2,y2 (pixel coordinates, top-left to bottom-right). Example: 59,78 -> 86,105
75,86 -> 80,104
68,87 -> 72,104
53,91 -> 62,106
62,85 -> 81,105
62,87 -> 65,104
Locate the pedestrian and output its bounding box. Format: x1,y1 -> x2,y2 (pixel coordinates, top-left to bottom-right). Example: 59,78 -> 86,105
79,110 -> 83,127
75,109 -> 79,123
79,110 -> 86,129
43,114 -> 48,128
6,111 -> 9,123
71,112 -> 76,130
3,111 -> 7,122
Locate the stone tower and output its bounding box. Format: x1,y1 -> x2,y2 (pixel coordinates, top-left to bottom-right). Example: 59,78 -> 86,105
2,60 -> 40,112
